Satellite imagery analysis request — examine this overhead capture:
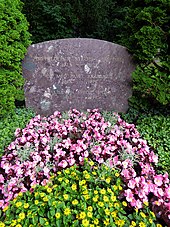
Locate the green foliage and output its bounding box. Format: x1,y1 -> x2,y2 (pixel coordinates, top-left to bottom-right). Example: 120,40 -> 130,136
0,108 -> 35,157
0,0 -> 31,118
22,0 -> 127,44
136,115 -> 170,174
132,63 -> 170,105
120,0 -> 170,105
1,160 -> 159,226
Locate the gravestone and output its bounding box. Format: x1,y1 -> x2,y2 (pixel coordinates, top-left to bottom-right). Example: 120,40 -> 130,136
22,38 -> 135,116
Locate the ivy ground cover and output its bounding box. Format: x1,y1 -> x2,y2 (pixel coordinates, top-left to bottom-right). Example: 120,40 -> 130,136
0,109 -> 170,226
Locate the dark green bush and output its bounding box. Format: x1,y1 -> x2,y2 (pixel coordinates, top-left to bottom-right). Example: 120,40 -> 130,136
136,115 -> 170,175
22,0 -> 127,44
0,108 -> 35,157
0,0 -> 31,118
120,0 -> 170,105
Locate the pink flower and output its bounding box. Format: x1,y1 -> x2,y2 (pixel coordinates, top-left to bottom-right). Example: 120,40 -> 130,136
165,186 -> 170,198
0,174 -> 4,183
125,189 -> 134,202
68,158 -> 75,166
154,175 -> 163,186
128,179 -> 136,189
58,160 -> 68,168
0,200 -> 4,208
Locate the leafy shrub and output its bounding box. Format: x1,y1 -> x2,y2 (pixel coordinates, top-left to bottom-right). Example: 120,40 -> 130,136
136,114 -> 170,174
0,108 -> 35,157
1,161 -> 162,226
22,0 -> 127,43
0,109 -> 170,225
0,0 -> 31,118
120,0 -> 170,105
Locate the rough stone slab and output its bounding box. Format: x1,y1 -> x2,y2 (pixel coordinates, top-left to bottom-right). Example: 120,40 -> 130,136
22,38 -> 135,116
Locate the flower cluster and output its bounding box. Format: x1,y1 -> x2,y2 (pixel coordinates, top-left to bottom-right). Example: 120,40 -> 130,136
0,109 -> 170,225
1,161 -> 161,227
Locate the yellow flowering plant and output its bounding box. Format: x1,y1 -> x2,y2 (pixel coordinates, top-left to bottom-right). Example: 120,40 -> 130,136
1,159 -> 165,226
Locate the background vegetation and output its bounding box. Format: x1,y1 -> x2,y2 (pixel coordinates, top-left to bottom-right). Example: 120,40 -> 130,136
0,0 -> 31,118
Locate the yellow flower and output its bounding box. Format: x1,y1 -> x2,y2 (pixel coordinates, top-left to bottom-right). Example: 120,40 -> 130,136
11,220 -> 17,226
100,189 -> 106,194
47,187 -> 52,193
79,212 -> 86,219
113,185 -> 118,190
105,208 -> 110,216
111,195 -> 116,202
139,222 -> 146,227
90,225 -> 94,227
84,174 -> 90,179
3,206 -> 8,212
156,224 -> 162,227
40,192 -> 45,197
82,219 -> 89,226
140,212 -> 146,218
43,196 -> 48,202
57,171 -> 61,175
94,190 -> 98,194
82,190 -> 88,195
103,195 -> 109,202
109,202 -> 113,207
89,161 -> 94,166
63,194 -> 69,200
143,201 -> 149,206
72,199 -> 78,205
115,172 -> 120,177
0,222 -> 5,227
115,219 -> 125,226
71,184 -> 77,190
107,188 -> 112,193
106,178 -> 111,184
65,179 -> 69,184
19,212 -> 25,220
18,192 -> 23,197
104,218 -> 110,226
34,192 -> 39,197
150,211 -> 156,218
34,200 -> 39,205
92,171 -> 97,175
122,201 -> 127,206
131,221 -> 136,226
16,225 -> 22,227
16,202 -> 22,208
17,219 -> 21,223
55,212 -> 61,219
79,180 -> 86,185
88,206 -> 93,212
24,203 -> 29,209
149,219 -> 153,224
111,211 -> 117,218
84,194 -> 90,200
87,212 -> 93,218
92,196 -> 98,202
64,208 -> 71,216
65,169 -> 70,174
98,201 -> 104,207
114,202 -> 120,208
58,177 -> 62,182
119,185 -> 123,190
93,219 -> 99,225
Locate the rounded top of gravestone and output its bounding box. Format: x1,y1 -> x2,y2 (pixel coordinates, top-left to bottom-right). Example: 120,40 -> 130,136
22,38 -> 135,116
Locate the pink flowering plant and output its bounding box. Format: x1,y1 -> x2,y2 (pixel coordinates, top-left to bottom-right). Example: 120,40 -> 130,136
0,109 -> 170,225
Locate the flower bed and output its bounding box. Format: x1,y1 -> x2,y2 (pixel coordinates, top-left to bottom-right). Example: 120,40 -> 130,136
0,109 -> 169,226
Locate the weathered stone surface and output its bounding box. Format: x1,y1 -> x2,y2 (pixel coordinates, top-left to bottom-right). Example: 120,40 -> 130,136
22,38 -> 135,116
